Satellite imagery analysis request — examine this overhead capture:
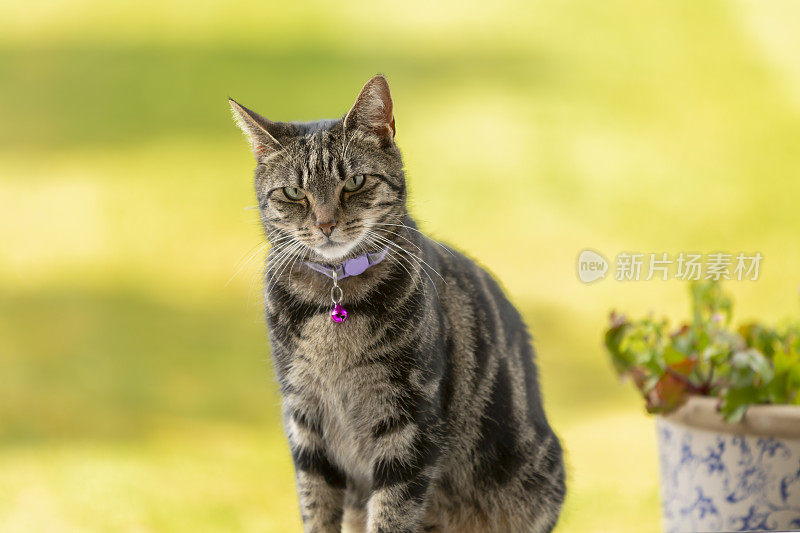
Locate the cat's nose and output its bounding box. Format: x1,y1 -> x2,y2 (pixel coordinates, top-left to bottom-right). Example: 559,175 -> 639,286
317,220 -> 336,237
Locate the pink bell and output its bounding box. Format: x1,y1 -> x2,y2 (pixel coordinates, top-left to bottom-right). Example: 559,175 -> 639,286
331,304 -> 348,323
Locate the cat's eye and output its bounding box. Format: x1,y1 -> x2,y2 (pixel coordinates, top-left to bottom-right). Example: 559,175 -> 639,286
343,174 -> 366,192
283,187 -> 306,201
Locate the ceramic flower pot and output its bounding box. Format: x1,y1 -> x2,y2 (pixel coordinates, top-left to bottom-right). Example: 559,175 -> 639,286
657,396 -> 800,532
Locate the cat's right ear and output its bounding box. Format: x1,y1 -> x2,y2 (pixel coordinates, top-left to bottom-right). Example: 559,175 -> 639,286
229,98 -> 284,158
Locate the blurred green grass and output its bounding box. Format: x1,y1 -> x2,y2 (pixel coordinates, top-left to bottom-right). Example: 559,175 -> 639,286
2,1 -> 800,531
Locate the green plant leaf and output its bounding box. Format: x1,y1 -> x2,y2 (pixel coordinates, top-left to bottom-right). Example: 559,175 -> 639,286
720,386 -> 760,423
603,280 -> 800,421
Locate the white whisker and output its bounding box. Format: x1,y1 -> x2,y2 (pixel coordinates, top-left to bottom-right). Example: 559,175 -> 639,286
226,240 -> 271,287
375,219 -> 456,257
366,231 -> 441,300
371,225 -> 423,252
364,233 -> 416,283
267,240 -> 306,293
368,231 -> 446,285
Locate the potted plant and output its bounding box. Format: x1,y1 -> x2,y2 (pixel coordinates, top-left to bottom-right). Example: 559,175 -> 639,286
605,281 -> 800,532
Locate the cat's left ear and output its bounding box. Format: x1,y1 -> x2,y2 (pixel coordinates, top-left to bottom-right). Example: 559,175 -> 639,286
344,75 -> 396,140
229,98 -> 287,158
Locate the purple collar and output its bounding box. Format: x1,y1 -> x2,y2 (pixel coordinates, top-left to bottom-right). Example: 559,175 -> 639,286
304,247 -> 389,280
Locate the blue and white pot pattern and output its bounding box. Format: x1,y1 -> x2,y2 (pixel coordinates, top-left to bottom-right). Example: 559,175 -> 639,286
657,399 -> 800,532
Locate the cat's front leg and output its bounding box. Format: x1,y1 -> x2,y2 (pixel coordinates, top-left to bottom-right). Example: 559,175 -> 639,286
294,468 -> 345,533
288,411 -> 347,533
366,415 -> 440,533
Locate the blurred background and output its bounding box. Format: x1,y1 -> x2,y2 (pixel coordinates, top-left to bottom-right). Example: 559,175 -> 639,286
2,1 -> 800,531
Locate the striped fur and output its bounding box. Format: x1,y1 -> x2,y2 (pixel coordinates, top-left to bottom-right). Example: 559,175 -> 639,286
230,75 -> 565,532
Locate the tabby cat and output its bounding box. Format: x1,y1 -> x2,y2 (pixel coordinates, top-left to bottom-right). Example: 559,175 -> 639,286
229,75 -> 565,533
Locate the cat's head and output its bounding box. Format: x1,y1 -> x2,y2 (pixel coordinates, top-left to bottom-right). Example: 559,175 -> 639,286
230,75 -> 406,263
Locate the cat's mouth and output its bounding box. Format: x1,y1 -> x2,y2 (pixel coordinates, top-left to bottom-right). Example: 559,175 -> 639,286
314,239 -> 360,261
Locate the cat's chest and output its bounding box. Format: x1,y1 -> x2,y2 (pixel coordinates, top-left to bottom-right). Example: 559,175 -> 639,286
319,388 -> 375,486
290,310 -> 372,363
283,312 -> 382,482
